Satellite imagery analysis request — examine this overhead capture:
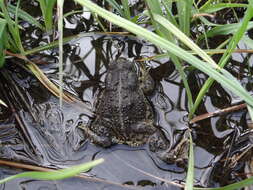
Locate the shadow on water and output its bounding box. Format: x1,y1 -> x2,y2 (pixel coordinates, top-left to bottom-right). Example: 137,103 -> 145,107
0,0 -> 253,189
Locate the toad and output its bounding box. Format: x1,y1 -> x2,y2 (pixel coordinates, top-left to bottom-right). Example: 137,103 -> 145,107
84,58 -> 188,164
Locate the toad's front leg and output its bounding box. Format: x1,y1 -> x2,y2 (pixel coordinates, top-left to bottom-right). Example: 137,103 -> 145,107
84,123 -> 112,148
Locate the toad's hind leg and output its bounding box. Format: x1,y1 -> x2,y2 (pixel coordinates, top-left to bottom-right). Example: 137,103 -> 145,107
84,124 -> 112,148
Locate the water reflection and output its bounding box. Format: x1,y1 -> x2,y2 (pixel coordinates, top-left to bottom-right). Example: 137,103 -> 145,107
0,32 -> 252,189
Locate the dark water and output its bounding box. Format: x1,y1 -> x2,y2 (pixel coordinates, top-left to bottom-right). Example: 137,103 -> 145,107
0,0 -> 253,189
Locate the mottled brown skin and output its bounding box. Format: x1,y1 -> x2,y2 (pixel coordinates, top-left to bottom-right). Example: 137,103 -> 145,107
85,58 -> 188,164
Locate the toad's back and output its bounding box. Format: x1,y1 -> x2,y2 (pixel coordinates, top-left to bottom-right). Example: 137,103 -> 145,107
88,59 -> 156,146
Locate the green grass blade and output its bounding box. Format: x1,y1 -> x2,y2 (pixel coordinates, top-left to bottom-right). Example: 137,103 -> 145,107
194,175 -> 253,190
199,3 -> 247,13
37,0 -> 56,33
153,14 -> 218,68
176,0 -> 192,36
190,2 -> 253,118
146,0 -> 193,109
185,132 -> 194,190
197,0 -> 212,10
145,0 -> 163,15
161,0 -> 178,27
74,0 -> 253,110
37,0 -> 46,27
45,0 -> 56,32
13,0 -> 25,54
0,159 -> 104,184
7,4 -> 45,30
0,18 -> 6,67
121,0 -> 131,20
104,0 -> 123,16
24,32 -> 92,55
145,0 -> 166,36
172,56 -> 194,110
0,0 -> 19,52
199,21 -> 253,40
145,0 -> 193,109
57,0 -> 64,107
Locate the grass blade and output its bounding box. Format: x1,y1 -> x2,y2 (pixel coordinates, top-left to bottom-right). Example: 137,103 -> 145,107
145,0 -> 194,109
57,0 -> 64,107
153,14 -> 218,68
194,175 -> 253,190
24,33 -> 89,55
199,21 -> 253,40
0,18 -> 6,67
74,0 -> 253,110
121,0 -> 131,20
7,4 -> 45,30
0,159 -> 104,184
190,2 -> 253,118
185,132 -> 194,190
176,0 -> 192,36
104,0 -> 123,16
37,0 -> 56,33
161,0 -> 178,27
199,3 -> 247,13
0,0 -> 24,53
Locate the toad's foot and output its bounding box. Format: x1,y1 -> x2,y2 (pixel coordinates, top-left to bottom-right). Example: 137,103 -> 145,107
149,130 -> 189,165
149,130 -> 170,160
